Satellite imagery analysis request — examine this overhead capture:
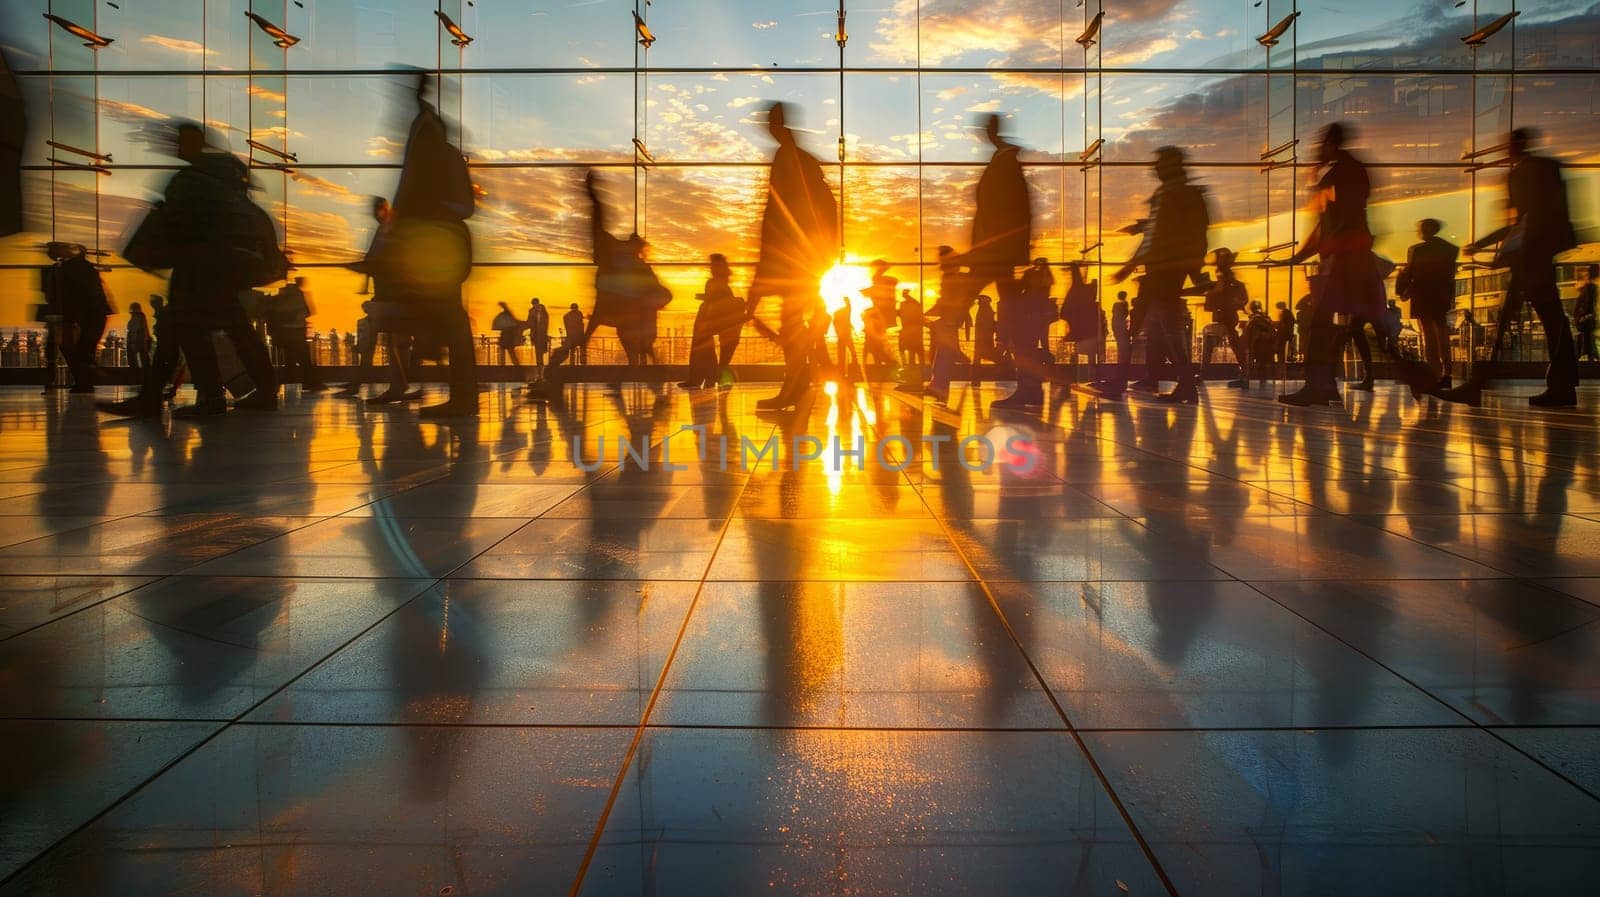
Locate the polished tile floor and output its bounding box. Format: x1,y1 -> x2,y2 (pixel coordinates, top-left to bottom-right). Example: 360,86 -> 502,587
3,381 -> 1600,896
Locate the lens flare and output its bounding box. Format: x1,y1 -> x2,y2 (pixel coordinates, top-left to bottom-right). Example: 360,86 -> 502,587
820,263 -> 872,328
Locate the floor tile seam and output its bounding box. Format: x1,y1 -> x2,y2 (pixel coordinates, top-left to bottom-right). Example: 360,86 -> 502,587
0,574 -> 155,644
877,388 -> 1182,897
1234,577 -> 1600,806
564,419 -> 775,897
0,509 -> 368,643
0,499 -> 503,888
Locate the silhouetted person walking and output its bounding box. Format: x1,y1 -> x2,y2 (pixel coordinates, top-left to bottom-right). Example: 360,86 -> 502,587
1083,146 -> 1210,403
1203,248 -> 1249,389
683,253 -> 741,389
833,298 -> 862,380
493,301 -> 525,371
705,255 -> 745,385
1281,124 -> 1390,406
995,257 -> 1056,409
1058,262 -> 1097,354
1441,128 -> 1580,408
974,295 -> 997,376
391,75 -> 478,418
860,261 -> 898,374
125,301 -> 151,378
1577,265 -> 1599,363
922,245 -> 973,401
41,242 -> 110,393
748,102 -> 838,411
1396,218 -> 1459,390
562,304 -> 585,365
266,277 -> 325,391
101,123 -> 280,418
1274,301 -> 1295,366
542,170 -> 670,393
526,298 -> 550,374
898,290 -> 925,369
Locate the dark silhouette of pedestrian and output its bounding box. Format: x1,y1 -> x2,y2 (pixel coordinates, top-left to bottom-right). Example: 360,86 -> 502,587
40,242 -> 110,393
1281,123 -> 1421,406
265,276 -> 325,391
345,196 -> 420,404
705,255 -> 745,385
832,297 -> 862,380
493,301 -> 525,371
1244,301 -> 1276,386
967,114 -> 1031,310
1274,301 -> 1295,367
109,123 -> 280,417
995,256 -> 1058,409
1202,248 -> 1250,389
974,294 -> 997,374
1059,261 -> 1101,365
1577,264 -> 1599,363
748,102 -> 838,411
1110,290 -> 1130,366
335,302 -> 379,399
526,298 -> 551,374
1442,128 -> 1580,408
922,245 -> 973,401
1396,218 -> 1459,390
533,171 -> 670,397
683,253 -> 741,389
859,260 -> 898,375
1082,146 -> 1210,404
389,74 -> 478,418
898,289 -> 925,369
562,304 -> 585,365
125,301 -> 151,377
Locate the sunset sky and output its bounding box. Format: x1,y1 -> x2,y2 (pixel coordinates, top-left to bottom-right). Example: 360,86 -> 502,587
2,1 -> 1596,333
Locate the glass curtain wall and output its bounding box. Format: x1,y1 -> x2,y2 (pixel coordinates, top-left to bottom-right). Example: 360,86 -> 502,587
2,1 -> 1596,351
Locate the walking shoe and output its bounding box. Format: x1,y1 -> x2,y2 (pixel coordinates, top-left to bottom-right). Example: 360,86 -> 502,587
1435,383 -> 1482,407
1529,389 -> 1578,408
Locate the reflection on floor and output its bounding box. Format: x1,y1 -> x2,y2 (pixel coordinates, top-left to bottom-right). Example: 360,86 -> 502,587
2,381 -> 1600,896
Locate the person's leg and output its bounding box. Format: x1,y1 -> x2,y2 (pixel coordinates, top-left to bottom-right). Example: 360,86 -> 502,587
1149,297 -> 1197,402
426,301 -> 479,416
176,323 -> 226,409
718,327 -> 741,373
1224,326 -> 1248,386
223,312 -> 279,407
1523,264 -> 1577,400
66,319 -> 101,389
1421,317 -> 1448,383
1348,318 -> 1374,387
1281,298 -> 1343,405
42,325 -> 61,387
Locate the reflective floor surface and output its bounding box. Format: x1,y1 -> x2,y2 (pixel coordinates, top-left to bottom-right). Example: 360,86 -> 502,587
2,381 -> 1600,896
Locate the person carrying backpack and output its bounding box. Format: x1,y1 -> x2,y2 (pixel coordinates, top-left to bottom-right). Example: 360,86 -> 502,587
100,122 -> 279,418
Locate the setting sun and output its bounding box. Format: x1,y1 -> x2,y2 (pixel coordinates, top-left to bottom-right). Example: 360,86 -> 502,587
820,263 -> 873,327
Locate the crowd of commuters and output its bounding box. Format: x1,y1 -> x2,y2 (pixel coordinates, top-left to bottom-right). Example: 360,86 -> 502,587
8,88 -> 1590,419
